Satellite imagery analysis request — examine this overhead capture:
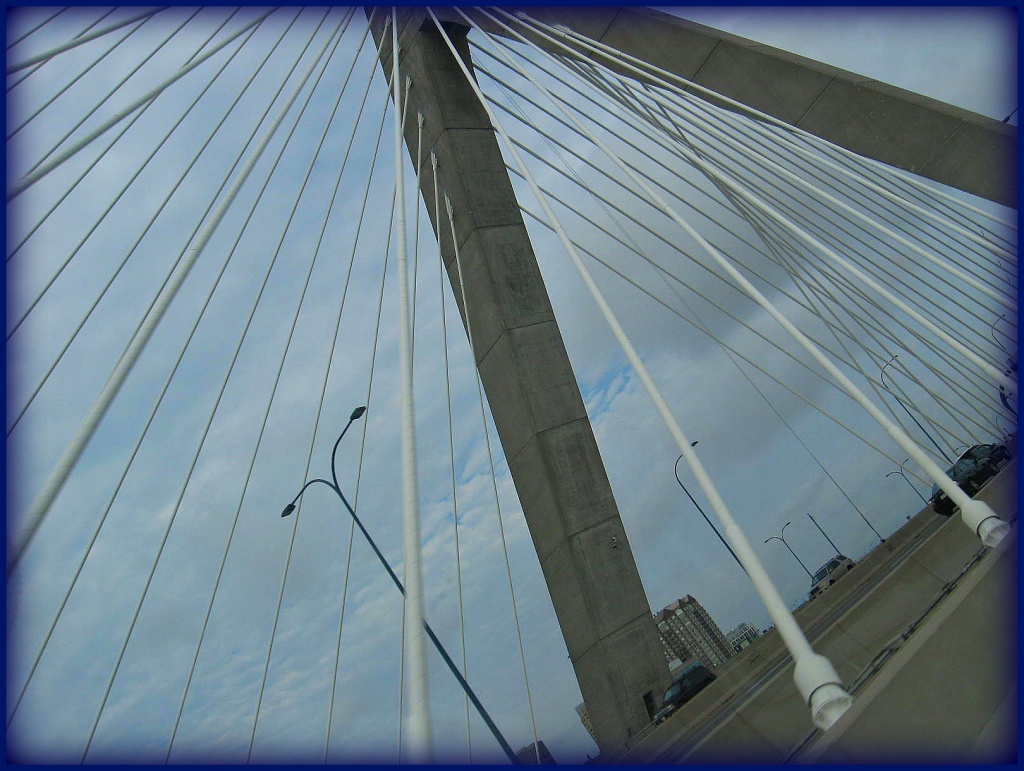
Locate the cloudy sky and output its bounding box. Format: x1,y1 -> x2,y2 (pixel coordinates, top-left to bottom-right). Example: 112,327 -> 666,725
6,5 -> 1016,765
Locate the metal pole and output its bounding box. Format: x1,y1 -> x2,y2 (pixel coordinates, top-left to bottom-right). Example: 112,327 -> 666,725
886,459 -> 929,506
281,410 -> 520,765
765,522 -> 814,579
881,354 -> 953,463
674,448 -> 744,572
990,314 -> 1010,355
807,513 -> 842,555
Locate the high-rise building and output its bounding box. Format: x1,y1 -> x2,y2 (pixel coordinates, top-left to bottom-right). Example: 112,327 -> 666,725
515,741 -> 557,764
575,702 -> 595,743
726,621 -> 762,652
654,595 -> 734,669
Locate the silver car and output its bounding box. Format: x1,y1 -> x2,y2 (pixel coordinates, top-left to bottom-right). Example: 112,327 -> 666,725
809,555 -> 855,599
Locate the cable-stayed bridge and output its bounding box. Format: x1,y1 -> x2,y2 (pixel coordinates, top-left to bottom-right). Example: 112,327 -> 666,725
6,6 -> 1017,763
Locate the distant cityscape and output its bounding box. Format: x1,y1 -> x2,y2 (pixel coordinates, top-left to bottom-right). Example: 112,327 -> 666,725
577,595 -> 760,741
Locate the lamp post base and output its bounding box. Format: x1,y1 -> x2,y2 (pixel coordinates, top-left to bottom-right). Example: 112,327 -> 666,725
960,499 -> 1010,548
794,652 -> 854,731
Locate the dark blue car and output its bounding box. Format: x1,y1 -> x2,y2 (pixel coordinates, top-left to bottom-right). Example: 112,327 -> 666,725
654,663 -> 716,723
929,443 -> 1011,516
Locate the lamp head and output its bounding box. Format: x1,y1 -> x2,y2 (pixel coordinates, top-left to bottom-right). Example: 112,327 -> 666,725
281,503 -> 296,518
350,406 -> 367,421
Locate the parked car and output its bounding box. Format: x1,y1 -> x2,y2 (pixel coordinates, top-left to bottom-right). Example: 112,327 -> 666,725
654,663 -> 716,723
928,443 -> 1011,516
809,554 -> 855,599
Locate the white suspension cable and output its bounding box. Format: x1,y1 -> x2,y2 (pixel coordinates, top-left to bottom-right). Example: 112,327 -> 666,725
472,3 -> 1012,710
6,23 -> 332,735
513,62 -> 898,542
619,77 -> 1016,313
484,5 -> 1009,545
491,25 -> 995,468
169,69 -> 389,758
77,14 -> 346,760
179,7 -> 245,68
441,184 -> 542,763
493,117 -> 905,394
189,13 -> 367,762
6,13 -> 298,437
324,240 -> 396,761
747,114 -> 1016,293
654,67 -> 1016,273
431,149 -> 473,761
632,100 -> 1008,389
474,54 -> 945,370
675,124 -> 995,444
616,103 -> 893,535
315,26 -> 401,766
7,7 -> 70,50
493,47 -> 1007,372
643,97 -> 902,424
515,69 -> 890,535
396,76 -> 417,767
511,120 -> 995,440
6,9 -> 277,346
561,63 -> 999,397
730,193 -> 953,450
4,13 -> 259,252
471,52 -> 777,263
514,203 -> 914,478
7,15 -> 153,140
5,6 -> 168,74
22,9 -> 212,177
516,10 -> 1018,236
738,205 -> 986,446
241,16 -> 394,762
8,91 -> 152,262
719,185 -> 1005,412
389,8 -> 432,761
532,43 -> 1011,368
6,8 -> 274,202
676,120 -> 1002,376
8,3 -> 321,579
6,8 -> 117,92
806,127 -> 1018,236
396,95 -> 425,764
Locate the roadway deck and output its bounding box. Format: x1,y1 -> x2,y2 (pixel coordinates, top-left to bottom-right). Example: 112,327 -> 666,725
616,457 -> 1017,763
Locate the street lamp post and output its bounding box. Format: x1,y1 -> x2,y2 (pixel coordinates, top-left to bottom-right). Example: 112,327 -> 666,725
280,406 -> 518,764
674,441 -> 744,572
989,314 -> 1010,355
885,458 -> 930,506
881,354 -> 952,463
765,522 -> 814,580
806,513 -> 842,556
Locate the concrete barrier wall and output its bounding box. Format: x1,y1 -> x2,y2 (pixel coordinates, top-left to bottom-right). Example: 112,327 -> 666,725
802,533 -> 1017,763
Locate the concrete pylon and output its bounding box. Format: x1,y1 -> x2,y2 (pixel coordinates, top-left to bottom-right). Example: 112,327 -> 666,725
369,10 -> 671,755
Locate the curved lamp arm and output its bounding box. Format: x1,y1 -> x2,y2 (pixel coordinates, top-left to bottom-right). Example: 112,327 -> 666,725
331,406 -> 367,493
281,478 -> 335,516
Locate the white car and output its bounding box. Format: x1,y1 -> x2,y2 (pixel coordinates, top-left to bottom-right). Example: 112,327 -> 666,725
809,555 -> 855,599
